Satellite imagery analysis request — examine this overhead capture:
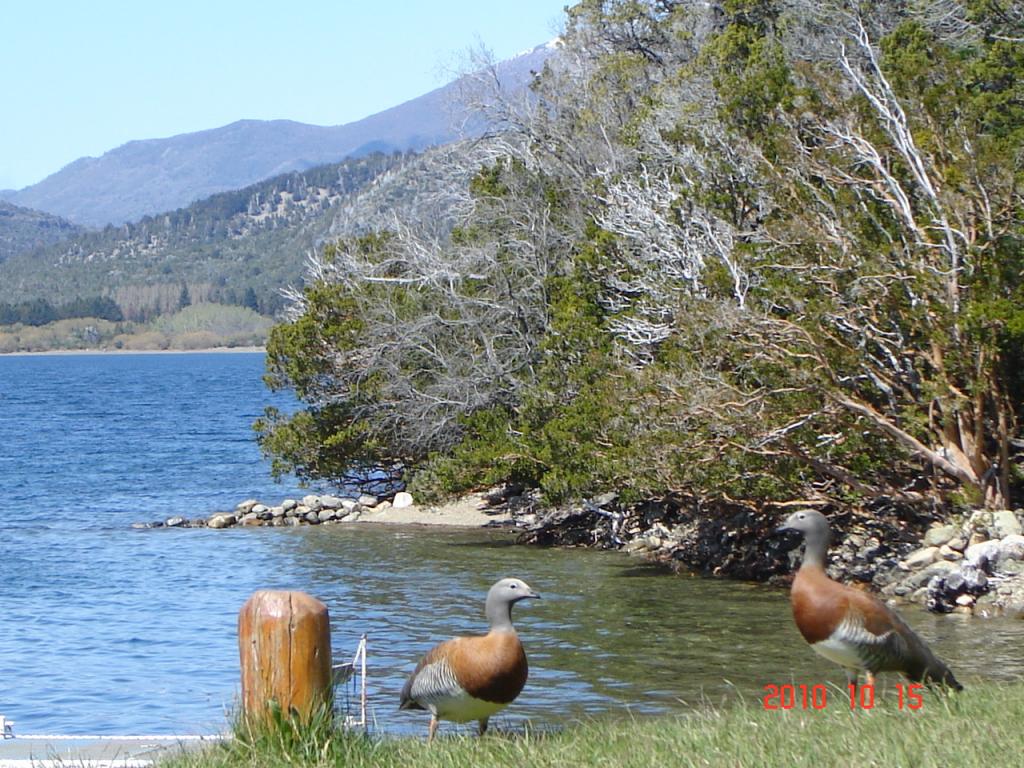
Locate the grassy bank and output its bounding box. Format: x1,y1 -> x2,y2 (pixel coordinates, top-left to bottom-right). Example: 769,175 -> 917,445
163,683 -> 1023,768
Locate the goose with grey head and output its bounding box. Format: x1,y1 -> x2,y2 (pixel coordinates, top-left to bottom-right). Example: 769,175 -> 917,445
399,577 -> 540,741
776,509 -> 961,691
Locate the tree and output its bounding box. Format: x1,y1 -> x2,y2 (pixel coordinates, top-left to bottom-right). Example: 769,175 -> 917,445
259,0 -> 1023,510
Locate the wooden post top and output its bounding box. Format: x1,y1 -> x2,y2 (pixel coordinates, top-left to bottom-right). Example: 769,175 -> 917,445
238,590 -> 333,725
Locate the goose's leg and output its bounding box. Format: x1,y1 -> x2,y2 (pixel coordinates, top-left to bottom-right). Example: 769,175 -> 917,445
478,717 -> 489,736
428,715 -> 439,743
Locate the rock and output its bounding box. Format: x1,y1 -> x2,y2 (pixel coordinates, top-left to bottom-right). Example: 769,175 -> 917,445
241,514 -> 263,526
208,513 -> 236,529
302,495 -> 322,511
965,540 -> 1001,569
320,495 -> 344,510
998,560 -> 1024,576
294,505 -> 310,517
236,499 -> 260,514
903,547 -> 939,570
962,563 -> 989,592
906,560 -> 958,589
924,525 -> 957,548
165,516 -> 186,528
270,506 -> 286,519
340,498 -> 358,511
131,521 -> 160,529
318,509 -> 337,523
305,511 -> 320,524
393,492 -> 414,509
966,509 -> 994,537
942,571 -> 966,593
946,536 -> 967,552
341,509 -> 362,523
938,545 -> 962,561
281,499 -> 298,511
251,504 -> 268,516
358,494 -> 378,507
284,516 -> 302,526
992,510 -> 1023,539
373,501 -> 392,512
997,534 -> 1024,563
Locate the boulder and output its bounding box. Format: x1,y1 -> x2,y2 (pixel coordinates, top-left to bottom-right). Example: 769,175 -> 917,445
992,510 -> 1023,539
281,499 -> 298,512
965,540 -> 1001,569
320,495 -> 344,510
270,506 -> 286,519
251,504 -> 268,516
318,509 -> 337,523
938,544 -> 962,561
358,494 -> 378,507
393,492 -> 414,509
340,498 -> 358,511
165,516 -> 186,528
946,536 -> 967,552
923,525 -> 957,548
302,495 -> 323,511
305,510 -> 320,524
903,547 -> 939,570
236,499 -> 260,514
208,513 -> 236,529
997,534 -> 1024,564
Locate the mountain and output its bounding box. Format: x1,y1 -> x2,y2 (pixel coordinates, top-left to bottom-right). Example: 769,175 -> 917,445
0,139 -> 497,318
0,152 -> 409,316
0,43 -> 553,228
0,202 -> 82,263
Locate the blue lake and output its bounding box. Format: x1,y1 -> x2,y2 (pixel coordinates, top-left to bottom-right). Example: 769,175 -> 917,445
1,352 -> 1022,737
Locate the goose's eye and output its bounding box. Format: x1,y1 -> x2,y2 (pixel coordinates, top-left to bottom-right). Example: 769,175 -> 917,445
510,584 -> 518,588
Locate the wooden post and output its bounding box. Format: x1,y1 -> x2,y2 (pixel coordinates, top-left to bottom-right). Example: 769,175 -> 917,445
238,590 -> 333,724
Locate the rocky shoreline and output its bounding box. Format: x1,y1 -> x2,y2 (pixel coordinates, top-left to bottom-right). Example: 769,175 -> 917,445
135,485 -> 1024,618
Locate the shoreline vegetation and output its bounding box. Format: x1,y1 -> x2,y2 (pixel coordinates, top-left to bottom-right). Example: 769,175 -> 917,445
160,683 -> 1024,768
0,303 -> 271,354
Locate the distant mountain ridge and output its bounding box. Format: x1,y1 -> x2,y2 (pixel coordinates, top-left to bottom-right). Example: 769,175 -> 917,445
0,43 -> 553,228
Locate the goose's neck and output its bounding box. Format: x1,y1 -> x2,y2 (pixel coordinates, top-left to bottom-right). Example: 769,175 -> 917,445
800,529 -> 830,570
486,597 -> 515,633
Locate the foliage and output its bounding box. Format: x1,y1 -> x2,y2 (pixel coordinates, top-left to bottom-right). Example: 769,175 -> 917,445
261,0 -> 1023,510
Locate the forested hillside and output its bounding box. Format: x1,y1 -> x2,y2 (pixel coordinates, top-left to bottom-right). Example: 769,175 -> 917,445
0,152 -> 411,318
0,202 -> 81,262
260,0 -> 1024,515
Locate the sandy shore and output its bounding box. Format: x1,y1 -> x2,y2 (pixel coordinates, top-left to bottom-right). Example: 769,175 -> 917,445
356,492 -> 511,527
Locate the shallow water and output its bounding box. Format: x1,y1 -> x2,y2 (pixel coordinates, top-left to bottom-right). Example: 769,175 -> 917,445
1,353 -> 1022,736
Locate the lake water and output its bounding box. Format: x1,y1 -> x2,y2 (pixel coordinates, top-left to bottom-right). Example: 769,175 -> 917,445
1,352 -> 1022,737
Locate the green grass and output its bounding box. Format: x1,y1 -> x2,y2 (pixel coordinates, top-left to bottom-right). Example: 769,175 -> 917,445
162,683 -> 1024,768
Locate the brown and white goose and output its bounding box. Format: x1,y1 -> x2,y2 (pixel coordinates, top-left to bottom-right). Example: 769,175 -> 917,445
399,577 -> 540,741
776,510 -> 962,691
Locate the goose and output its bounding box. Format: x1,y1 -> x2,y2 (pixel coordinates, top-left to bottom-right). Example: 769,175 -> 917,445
776,510 -> 961,691
399,577 -> 540,740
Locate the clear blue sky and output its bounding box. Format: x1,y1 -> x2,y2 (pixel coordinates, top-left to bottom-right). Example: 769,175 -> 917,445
0,1 -> 567,191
